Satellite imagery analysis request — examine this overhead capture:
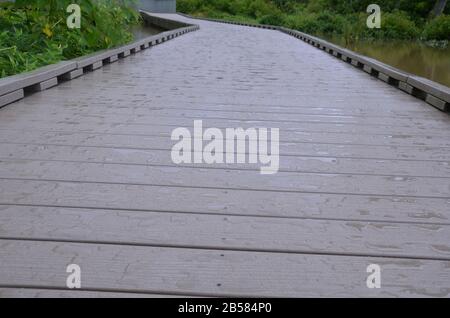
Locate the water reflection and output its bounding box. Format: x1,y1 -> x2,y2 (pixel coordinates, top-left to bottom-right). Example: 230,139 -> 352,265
326,38 -> 450,87
131,24 -> 166,40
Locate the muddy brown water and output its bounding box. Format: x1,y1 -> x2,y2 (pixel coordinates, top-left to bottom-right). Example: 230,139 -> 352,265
326,37 -> 450,87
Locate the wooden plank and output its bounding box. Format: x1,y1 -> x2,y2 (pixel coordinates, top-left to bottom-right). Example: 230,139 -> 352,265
0,61 -> 75,96
0,288 -> 180,298
1,12 -> 449,299
0,159 -> 448,198
407,76 -> 450,103
1,109 -> 449,135
1,180 -> 449,224
0,240 -> 449,297
0,205 -> 449,260
1,143 -> 449,178
1,130 -> 450,162
48,98 -> 449,118
0,90 -> 24,108
3,104 -> 448,129
2,116 -> 450,144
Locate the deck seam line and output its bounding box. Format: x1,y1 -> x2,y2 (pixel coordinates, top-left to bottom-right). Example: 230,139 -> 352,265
1,141 -> 449,162
88,98 -> 442,114
3,112 -> 449,131
1,203 -> 448,226
0,285 -> 220,298
2,142 -> 450,162
1,237 -> 449,262
52,103 -> 446,119
39,107 -> 450,121
2,129 -> 450,149
2,121 -> 449,140
1,157 -> 449,179
1,177 -> 449,199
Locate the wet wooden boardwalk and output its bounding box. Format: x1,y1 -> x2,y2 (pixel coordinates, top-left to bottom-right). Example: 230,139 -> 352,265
0,14 -> 449,297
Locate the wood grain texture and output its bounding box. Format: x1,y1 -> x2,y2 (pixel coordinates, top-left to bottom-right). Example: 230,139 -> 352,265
0,159 -> 449,198
0,288 -> 182,298
1,111 -> 450,136
0,13 -> 450,297
0,205 -> 449,260
1,121 -> 450,147
1,180 -> 449,224
1,143 -> 449,178
0,240 -> 449,297
2,130 -> 450,161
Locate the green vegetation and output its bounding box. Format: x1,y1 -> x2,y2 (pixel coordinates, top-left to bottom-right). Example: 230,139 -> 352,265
0,0 -> 141,78
422,14 -> 450,40
178,0 -> 450,45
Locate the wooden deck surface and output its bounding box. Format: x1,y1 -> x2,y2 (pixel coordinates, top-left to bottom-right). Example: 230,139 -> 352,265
0,14 -> 449,297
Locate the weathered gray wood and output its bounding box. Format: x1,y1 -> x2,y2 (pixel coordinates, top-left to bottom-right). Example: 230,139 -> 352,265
74,49 -> 121,69
0,288 -> 180,298
28,78 -> 58,92
0,90 -> 24,108
60,69 -> 83,81
1,13 -> 450,297
1,205 -> 449,260
1,180 -> 449,224
426,94 -> 448,111
378,73 -> 390,83
12,104 -> 448,127
363,57 -> 409,83
1,143 -> 448,178
4,98 -> 446,119
408,76 -> 450,103
2,106 -> 450,134
105,55 -> 119,63
363,65 -> 372,74
0,240 -> 449,297
0,159 -> 449,198
399,82 -> 414,94
119,50 -> 131,58
1,130 -> 450,161
0,62 -> 75,96
1,120 -> 450,147
219,13 -> 449,108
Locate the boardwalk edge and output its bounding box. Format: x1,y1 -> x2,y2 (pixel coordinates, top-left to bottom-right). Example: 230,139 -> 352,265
0,12 -> 200,109
178,13 -> 449,113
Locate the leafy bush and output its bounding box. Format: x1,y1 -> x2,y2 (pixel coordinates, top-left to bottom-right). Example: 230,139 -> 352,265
363,11 -> 420,40
380,12 -> 420,39
259,13 -> 284,26
177,0 -> 205,13
178,0 -> 449,43
0,0 -> 141,78
283,13 -> 319,34
422,15 -> 450,40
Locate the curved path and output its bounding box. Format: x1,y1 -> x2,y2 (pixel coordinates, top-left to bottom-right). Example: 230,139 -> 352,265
0,14 -> 449,297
